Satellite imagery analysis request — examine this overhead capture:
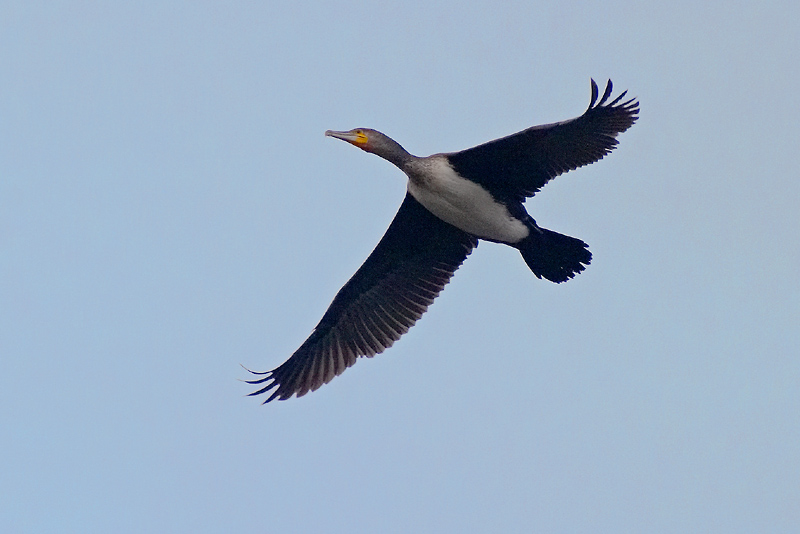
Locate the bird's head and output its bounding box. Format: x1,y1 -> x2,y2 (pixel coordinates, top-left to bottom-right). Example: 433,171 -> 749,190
325,128 -> 411,167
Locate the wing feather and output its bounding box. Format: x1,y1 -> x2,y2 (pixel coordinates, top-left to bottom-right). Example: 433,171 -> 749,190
246,193 -> 478,402
446,79 -> 639,201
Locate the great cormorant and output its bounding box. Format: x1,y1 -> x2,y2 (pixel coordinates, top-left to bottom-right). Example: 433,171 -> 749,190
247,79 -> 639,402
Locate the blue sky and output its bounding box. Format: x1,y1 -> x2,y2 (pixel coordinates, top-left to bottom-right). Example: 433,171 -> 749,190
2,1 -> 799,532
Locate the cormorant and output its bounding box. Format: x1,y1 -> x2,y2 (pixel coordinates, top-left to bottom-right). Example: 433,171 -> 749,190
247,79 -> 639,402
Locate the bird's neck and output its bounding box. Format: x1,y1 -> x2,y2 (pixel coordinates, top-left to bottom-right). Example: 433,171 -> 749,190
389,152 -> 418,171
374,138 -> 416,170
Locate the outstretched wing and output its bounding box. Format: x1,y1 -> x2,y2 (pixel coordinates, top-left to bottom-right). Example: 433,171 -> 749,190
446,79 -> 639,202
247,193 -> 478,402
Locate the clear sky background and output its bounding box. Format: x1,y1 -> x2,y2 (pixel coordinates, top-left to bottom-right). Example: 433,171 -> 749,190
2,1 -> 798,532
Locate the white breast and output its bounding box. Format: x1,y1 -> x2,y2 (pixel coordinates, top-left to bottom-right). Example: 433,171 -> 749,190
405,157 -> 529,244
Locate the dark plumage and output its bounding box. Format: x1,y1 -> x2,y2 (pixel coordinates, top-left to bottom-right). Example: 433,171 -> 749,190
247,79 -> 639,402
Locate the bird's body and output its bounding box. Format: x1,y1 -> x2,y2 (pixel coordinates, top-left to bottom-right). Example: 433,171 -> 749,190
405,156 -> 530,243
247,80 -> 639,402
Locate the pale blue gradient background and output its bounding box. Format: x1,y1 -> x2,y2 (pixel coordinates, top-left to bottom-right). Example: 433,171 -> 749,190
2,1 -> 799,532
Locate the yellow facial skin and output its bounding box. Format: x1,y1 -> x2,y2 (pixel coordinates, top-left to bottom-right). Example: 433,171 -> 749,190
353,130 -> 369,146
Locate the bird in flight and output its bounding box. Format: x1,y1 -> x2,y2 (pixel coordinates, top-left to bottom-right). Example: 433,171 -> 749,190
247,79 -> 639,403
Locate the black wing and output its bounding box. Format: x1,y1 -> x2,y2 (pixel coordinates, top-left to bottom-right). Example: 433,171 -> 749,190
447,79 -> 639,202
247,193 -> 478,402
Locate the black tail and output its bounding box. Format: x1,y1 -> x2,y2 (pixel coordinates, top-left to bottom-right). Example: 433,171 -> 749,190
516,228 -> 592,283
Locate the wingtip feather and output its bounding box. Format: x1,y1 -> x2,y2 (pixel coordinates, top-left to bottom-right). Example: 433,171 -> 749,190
589,79 -> 599,108
597,79 -> 614,106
